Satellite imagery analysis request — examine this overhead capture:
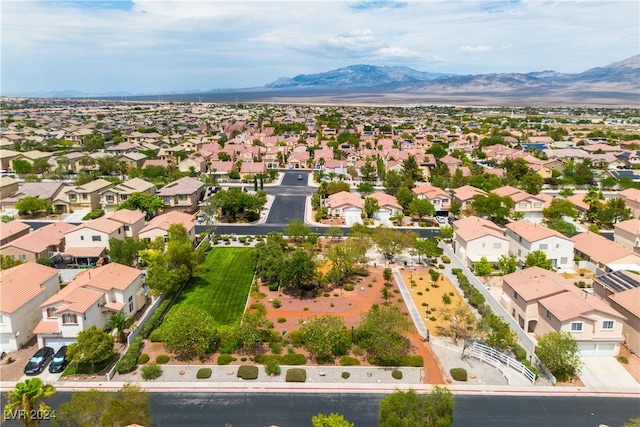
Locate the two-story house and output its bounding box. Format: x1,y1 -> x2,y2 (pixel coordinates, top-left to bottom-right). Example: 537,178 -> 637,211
99,178 -> 156,213
452,185 -> 488,216
453,216 -> 510,268
619,188 -> 640,218
65,179 -> 114,213
0,176 -> 19,199
0,220 -> 30,246
412,184 -> 451,216
572,231 -> 640,273
0,222 -> 76,264
156,176 -> 205,214
33,263 -> 146,350
0,263 -> 60,352
614,218 -> 640,254
505,220 -> 574,269
0,182 -> 68,213
492,186 -> 546,223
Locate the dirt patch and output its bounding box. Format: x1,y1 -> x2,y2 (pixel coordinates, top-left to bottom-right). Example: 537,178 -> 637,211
0,338 -> 39,381
618,345 -> 640,383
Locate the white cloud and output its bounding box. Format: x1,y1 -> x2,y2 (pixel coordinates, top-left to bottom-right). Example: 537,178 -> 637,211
459,45 -> 492,54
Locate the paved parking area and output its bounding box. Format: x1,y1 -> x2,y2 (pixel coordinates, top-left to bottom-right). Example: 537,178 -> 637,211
580,356 -> 640,390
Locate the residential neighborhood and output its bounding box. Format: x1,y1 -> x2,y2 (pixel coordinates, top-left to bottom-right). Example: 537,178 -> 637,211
0,99 -> 639,401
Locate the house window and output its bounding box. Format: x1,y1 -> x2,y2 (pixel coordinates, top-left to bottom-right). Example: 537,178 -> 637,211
0,314 -> 4,324
82,194 -> 88,200
69,194 -> 77,201
163,197 -> 170,205
124,225 -> 130,231
118,228 -> 121,234
46,308 -> 56,318
556,244 -> 559,249
513,291 -> 519,300
62,313 -> 78,324
106,195 -> 114,202
570,322 -> 583,332
519,202 -> 527,208
560,257 -> 568,265
80,236 -> 84,241
92,235 -> 101,242
493,243 -> 502,249
546,310 -> 551,320
128,295 -> 134,312
602,320 -> 614,330
121,195 -> 128,201
539,244 -> 548,250
18,254 -> 26,261
178,194 -> 187,201
533,202 -> 542,208
511,308 -> 516,317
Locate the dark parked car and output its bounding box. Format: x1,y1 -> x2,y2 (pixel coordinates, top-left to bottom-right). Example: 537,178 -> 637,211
24,347 -> 54,375
48,346 -> 68,373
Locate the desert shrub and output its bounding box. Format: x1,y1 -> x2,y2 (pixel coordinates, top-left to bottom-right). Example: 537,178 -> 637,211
450,368 -> 467,381
141,363 -> 162,380
137,353 -> 150,364
197,368 -> 212,379
277,317 -> 287,323
316,354 -> 334,365
282,353 -> 307,365
391,370 -> 403,380
442,294 -> 452,305
343,283 -> 354,291
442,256 -> 451,263
421,302 -> 428,307
265,361 -> 281,376
217,353 -> 235,365
288,330 -> 305,347
513,345 -> 527,362
341,371 -> 350,379
270,341 -> 283,354
6,357 -> 15,364
339,355 -> 361,366
271,299 -> 282,308
617,355 -> 629,364
237,365 -> 259,380
156,354 -> 170,364
285,368 -> 306,382
268,283 -> 279,291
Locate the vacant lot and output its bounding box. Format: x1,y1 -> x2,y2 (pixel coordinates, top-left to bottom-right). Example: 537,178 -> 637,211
169,247 -> 256,325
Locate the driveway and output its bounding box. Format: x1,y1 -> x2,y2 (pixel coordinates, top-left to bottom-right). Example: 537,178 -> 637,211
580,356 -> 640,390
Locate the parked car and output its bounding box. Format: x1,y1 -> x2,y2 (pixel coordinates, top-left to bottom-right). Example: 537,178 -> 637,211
436,216 -> 448,225
24,347 -> 54,375
48,346 -> 68,373
297,174 -> 303,180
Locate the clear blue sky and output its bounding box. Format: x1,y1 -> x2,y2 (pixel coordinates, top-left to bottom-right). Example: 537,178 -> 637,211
2,0 -> 638,95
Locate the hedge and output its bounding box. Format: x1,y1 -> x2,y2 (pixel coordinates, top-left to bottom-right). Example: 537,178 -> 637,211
368,355 -> 423,367
137,353 -> 150,364
237,365 -> 259,380
285,368 -> 306,382
115,336 -> 143,374
282,353 -> 307,365
339,356 -> 360,366
156,354 -> 170,364
141,299 -> 172,339
450,368 -> 468,381
197,368 -> 212,379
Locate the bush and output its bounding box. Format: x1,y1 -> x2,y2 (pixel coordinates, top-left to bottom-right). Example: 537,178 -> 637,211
137,353 -> 150,364
141,363 -> 162,380
441,256 -> 451,263
268,282 -> 279,291
450,368 -> 468,381
341,371 -> 351,379
197,368 -> 212,379
148,329 -> 164,342
6,357 -> 14,364
271,299 -> 282,308
277,317 -> 287,323
282,353 -> 307,365
156,354 -> 170,364
368,355 -> 423,367
265,361 -> 281,376
141,299 -> 171,339
82,209 -> 104,220
339,355 -> 361,366
285,368 -> 306,382
513,345 -> 527,362
441,294 -> 451,305
343,283 -> 355,291
237,365 -> 259,380
617,355 -> 629,364
115,336 -> 143,374
391,370 -> 403,380
522,359 -> 540,377
217,353 -> 235,365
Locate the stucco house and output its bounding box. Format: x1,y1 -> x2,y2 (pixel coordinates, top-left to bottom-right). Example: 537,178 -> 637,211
453,216 -> 509,268
366,192 -> 403,225
412,184 -> 451,215
452,185 -> 487,216
99,178 -> 156,213
613,218 -> 640,254
0,263 -> 60,352
33,263 -> 147,350
138,210 -> 197,245
65,179 -> 114,213
0,222 -> 76,264
619,188 -> 640,218
0,220 -> 30,246
156,176 -> 205,214
325,191 -> 364,226
0,176 -> 19,199
500,267 -> 626,356
572,231 -> 640,273
492,186 -> 546,223
504,220 -> 574,269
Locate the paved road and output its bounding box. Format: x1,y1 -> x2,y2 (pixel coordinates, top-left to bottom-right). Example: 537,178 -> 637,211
5,392 -> 636,427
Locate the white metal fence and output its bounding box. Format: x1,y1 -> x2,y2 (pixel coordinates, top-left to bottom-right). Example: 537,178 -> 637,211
469,342 -> 536,384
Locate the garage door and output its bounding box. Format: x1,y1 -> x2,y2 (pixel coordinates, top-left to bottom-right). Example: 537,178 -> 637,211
578,343 -> 596,357
44,338 -> 76,351
0,336 -> 13,353
579,342 -> 617,357
344,208 -> 362,227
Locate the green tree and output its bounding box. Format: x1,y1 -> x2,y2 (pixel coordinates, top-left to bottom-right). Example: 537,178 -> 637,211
67,326 -> 115,373
519,171 -> 544,195
546,218 -> 578,237
473,256 -> 493,276
359,160 -> 377,182
104,312 -> 134,344
479,312 -> 516,350
54,384 -> 151,427
373,227 -> 412,262
312,413 -> 354,427
536,331 -> 582,382
471,193 -> 514,225
280,248 -> 317,291
324,225 -> 344,240
396,186 -> 415,210
583,188 -> 604,221
165,223 -> 203,276
31,158 -> 50,175
284,219 -> 311,242
364,197 -> 379,219
356,304 -> 411,360
15,196 -> 51,216
409,198 -> 435,220
232,309 -> 273,354
402,155 -> 423,182
440,303 -> 478,344
601,197 -> 633,224
117,192 -> 163,219
439,225 -> 454,239
299,315 -> 351,362
497,254 -> 518,276
162,306 -> 217,360
587,224 -> 601,235
0,254 -> 24,270
252,232 -> 288,285
383,170 -> 407,196
108,237 -> 145,266
413,238 -> 443,263
543,199 -> 578,220
525,250 -> 553,270
12,159 -> 32,175
378,387 -> 454,427
357,182 -> 375,196
3,378 -> 56,427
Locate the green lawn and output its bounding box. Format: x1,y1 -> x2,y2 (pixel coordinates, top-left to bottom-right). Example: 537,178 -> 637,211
169,247 -> 256,325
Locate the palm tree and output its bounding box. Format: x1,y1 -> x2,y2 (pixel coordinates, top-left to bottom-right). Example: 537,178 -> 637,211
3,378 -> 56,426
583,188 -> 604,221
105,312 -> 134,344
